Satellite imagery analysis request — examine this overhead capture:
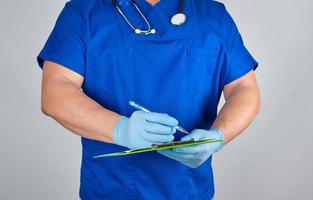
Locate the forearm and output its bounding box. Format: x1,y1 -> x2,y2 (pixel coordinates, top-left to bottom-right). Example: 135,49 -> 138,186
42,78 -> 121,143
211,84 -> 260,144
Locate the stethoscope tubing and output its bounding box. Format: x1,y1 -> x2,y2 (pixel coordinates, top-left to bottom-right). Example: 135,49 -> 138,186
112,0 -> 155,34
178,0 -> 185,13
112,0 -> 186,35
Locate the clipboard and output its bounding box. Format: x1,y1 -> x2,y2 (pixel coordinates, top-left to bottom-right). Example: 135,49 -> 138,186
93,138 -> 223,158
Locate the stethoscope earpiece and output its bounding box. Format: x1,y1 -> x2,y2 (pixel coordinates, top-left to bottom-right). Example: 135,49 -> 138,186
135,28 -> 156,35
150,29 -> 156,34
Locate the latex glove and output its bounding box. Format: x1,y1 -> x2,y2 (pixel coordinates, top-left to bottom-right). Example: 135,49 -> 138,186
113,111 -> 178,149
158,128 -> 224,168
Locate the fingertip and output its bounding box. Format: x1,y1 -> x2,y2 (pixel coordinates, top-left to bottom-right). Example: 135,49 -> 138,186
181,136 -> 192,142
165,134 -> 175,143
171,117 -> 179,126
191,129 -> 201,134
186,130 -> 203,141
164,114 -> 178,126
170,134 -> 175,140
171,127 -> 177,134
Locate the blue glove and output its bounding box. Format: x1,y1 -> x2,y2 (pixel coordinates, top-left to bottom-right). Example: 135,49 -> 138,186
113,111 -> 178,149
158,128 -> 224,168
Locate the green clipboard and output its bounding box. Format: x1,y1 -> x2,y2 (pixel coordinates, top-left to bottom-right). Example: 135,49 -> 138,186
93,138 -> 223,158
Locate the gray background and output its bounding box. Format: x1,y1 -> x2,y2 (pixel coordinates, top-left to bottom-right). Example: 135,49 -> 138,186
0,0 -> 312,199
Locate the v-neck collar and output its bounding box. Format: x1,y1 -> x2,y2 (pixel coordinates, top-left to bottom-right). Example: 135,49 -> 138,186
114,0 -> 194,41
116,0 -> 180,15
135,0 -> 179,13
137,0 -> 162,7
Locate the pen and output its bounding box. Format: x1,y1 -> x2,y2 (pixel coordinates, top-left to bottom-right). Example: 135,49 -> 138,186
129,101 -> 190,134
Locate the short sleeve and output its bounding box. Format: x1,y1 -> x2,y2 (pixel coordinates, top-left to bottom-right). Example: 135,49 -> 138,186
37,2 -> 87,77
221,7 -> 258,86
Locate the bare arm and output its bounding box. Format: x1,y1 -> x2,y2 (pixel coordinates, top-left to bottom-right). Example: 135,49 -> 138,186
41,61 -> 122,143
211,71 -> 260,144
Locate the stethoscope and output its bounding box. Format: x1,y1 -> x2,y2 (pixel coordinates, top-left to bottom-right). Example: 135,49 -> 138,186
112,0 -> 186,35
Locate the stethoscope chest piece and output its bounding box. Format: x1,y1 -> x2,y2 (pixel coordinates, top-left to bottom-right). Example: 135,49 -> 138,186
171,13 -> 186,26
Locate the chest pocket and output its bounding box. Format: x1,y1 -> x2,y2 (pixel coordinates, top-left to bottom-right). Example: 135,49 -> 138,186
186,47 -> 218,95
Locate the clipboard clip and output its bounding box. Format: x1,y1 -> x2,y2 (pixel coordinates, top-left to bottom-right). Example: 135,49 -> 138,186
151,139 -> 195,148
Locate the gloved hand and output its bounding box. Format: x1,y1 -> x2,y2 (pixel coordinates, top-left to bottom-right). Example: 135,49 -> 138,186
113,111 -> 178,149
158,128 -> 224,168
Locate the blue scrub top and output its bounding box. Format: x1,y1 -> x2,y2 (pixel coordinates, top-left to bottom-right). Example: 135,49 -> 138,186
37,0 -> 258,199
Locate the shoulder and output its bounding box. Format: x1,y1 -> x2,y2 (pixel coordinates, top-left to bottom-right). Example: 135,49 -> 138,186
199,0 -> 227,14
193,0 -> 228,27
194,0 -> 239,47
64,0 -> 102,17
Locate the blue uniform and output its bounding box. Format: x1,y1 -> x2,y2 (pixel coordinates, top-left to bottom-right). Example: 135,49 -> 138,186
37,0 -> 258,199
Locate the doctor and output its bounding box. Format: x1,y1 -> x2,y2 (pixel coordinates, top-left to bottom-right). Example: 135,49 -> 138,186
38,0 -> 260,199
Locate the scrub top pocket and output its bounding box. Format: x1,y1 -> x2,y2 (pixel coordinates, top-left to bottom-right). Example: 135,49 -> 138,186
186,47 -> 217,95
